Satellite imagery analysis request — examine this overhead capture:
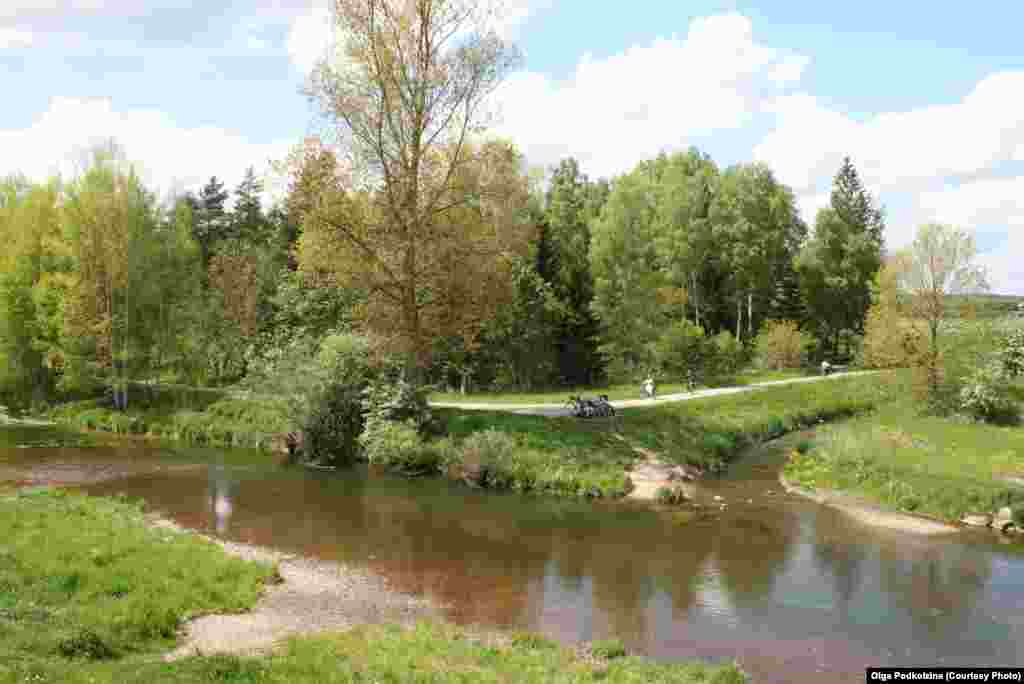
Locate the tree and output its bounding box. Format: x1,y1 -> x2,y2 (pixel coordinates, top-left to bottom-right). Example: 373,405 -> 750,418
709,163 -> 801,343
192,176 -> 230,268
0,177 -> 67,408
897,223 -> 989,399
652,148 -> 718,330
60,145 -> 163,406
232,167 -> 268,245
542,157 -> 603,385
590,168 -> 666,379
861,256 -> 922,369
798,158 -> 884,357
301,0 -> 521,380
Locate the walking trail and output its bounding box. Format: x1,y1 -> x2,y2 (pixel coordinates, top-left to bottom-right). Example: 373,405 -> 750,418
430,371 -> 874,417
433,371 -> 875,502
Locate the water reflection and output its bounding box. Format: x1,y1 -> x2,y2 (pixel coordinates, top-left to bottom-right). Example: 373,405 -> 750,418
5,424 -> 1024,684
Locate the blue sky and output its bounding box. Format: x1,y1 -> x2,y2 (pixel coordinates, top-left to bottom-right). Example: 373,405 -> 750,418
1,1 -> 1022,293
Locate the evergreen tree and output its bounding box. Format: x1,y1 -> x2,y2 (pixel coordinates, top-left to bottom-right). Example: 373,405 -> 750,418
192,176 -> 230,268
543,158 -> 603,385
797,157 -> 885,356
233,167 -> 267,245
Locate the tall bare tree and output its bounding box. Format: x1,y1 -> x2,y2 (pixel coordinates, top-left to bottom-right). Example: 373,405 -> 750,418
301,0 -> 521,378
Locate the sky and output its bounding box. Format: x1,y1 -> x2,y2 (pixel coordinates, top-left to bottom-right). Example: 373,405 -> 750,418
1,0 -> 1023,294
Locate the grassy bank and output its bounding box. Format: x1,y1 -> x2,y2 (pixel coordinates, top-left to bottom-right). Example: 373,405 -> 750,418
783,381 -> 1024,525
430,368 -> 808,404
431,373 -> 895,498
46,385 -> 290,449
0,488 -> 745,683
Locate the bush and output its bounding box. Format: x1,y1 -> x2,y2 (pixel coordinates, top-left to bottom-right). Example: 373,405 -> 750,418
755,320 -> 811,370
958,363 -> 1020,425
362,379 -> 441,438
708,330 -> 744,379
303,380 -> 367,465
655,320 -> 711,385
590,638 -> 627,660
862,308 -> 923,369
358,418 -> 428,472
1002,327 -> 1024,378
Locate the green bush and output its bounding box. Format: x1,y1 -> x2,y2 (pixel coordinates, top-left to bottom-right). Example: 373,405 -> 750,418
958,363 -> 1020,425
590,638 -> 627,660
358,418 -> 427,471
362,379 -> 441,437
303,380 -> 367,465
1001,327 -> 1024,378
654,320 -> 711,385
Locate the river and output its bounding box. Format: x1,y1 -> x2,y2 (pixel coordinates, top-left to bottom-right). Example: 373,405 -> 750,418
2,422 -> 1023,682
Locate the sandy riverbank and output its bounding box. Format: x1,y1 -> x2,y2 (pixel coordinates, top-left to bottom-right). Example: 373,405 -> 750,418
778,474 -> 960,536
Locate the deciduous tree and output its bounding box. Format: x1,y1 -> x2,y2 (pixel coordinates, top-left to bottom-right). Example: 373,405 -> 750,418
301,0 -> 521,380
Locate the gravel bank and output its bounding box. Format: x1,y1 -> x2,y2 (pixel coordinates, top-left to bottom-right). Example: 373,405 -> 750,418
148,517 -> 444,659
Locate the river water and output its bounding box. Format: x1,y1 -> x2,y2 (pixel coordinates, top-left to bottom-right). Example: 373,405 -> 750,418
2,423 -> 1023,682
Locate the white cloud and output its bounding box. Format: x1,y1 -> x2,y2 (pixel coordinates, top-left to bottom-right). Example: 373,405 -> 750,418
0,26 -> 33,48
286,2 -> 331,75
755,71 -> 1024,197
490,13 -> 809,180
0,97 -> 293,205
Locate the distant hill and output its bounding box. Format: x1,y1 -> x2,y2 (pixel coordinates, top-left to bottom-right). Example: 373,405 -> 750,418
946,294 -> 1024,319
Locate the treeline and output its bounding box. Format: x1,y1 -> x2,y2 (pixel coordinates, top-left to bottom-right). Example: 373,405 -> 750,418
425,151 -> 884,391
0,137 -> 885,410
0,142 -> 352,411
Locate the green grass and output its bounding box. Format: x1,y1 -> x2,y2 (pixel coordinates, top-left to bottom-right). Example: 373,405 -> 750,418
0,488 -> 745,684
429,368 -> 810,404
784,374 -> 1024,523
46,385 -> 291,450
431,373 -> 894,499
0,487 -> 272,676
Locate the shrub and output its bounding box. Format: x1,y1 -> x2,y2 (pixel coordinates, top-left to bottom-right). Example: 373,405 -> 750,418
958,363 -> 1020,425
590,638 -> 627,660
58,628 -> 117,660
862,308 -> 923,369
654,320 -> 711,385
795,439 -> 814,455
755,320 -> 811,370
708,330 -> 744,379
1002,327 -> 1024,378
303,380 -> 368,465
362,379 -> 440,438
358,418 -> 426,471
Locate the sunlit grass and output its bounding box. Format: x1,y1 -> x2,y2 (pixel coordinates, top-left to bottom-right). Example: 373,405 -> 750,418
784,377 -> 1024,522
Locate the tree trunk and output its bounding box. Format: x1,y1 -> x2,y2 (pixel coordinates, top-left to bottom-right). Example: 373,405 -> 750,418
747,291 -> 754,339
736,298 -> 743,342
691,272 -> 700,328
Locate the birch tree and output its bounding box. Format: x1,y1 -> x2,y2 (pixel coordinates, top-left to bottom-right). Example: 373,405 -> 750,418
301,0 -> 521,380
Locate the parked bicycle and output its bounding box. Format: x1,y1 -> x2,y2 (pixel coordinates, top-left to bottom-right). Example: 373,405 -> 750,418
566,394 -> 615,418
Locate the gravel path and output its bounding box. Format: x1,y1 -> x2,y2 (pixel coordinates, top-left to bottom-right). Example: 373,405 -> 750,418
431,371 -> 876,417
149,518 -> 444,660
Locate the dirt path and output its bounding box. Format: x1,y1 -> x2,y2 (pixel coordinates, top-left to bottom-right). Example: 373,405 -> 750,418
431,371 -> 875,417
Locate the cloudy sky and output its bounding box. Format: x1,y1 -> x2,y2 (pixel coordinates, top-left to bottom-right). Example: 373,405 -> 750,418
2,0 -> 1022,293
